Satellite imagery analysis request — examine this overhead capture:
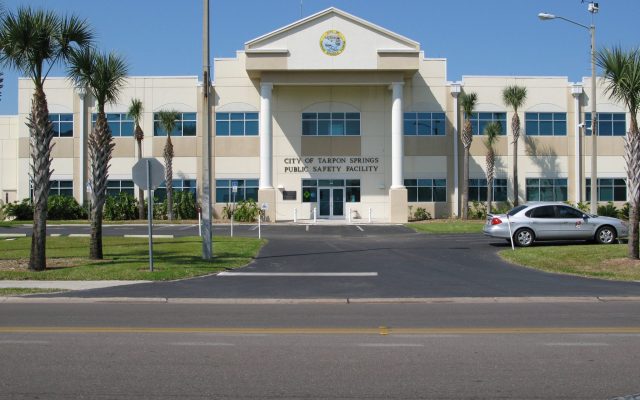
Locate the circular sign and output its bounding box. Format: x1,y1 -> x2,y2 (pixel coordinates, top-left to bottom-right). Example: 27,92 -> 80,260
320,30 -> 346,56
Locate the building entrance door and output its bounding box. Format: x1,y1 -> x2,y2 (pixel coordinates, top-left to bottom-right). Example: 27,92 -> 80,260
318,187 -> 344,218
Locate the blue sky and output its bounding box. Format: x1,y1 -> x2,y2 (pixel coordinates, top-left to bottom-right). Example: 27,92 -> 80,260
1,0 -> 639,115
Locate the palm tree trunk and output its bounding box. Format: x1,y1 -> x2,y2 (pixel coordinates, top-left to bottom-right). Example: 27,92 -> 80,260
88,112 -> 114,259
487,177 -> 493,214
462,147 -> 469,219
513,139 -> 519,206
136,140 -> 145,220
164,136 -> 174,221
27,86 -> 54,271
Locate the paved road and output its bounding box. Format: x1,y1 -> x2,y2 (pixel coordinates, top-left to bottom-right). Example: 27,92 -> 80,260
14,224 -> 638,299
2,301 -> 640,399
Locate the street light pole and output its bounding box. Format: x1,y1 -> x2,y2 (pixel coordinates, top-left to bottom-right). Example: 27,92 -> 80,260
201,0 -> 213,259
538,3 -> 599,214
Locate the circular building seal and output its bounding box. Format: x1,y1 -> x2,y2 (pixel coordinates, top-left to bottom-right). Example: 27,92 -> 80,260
320,30 -> 346,56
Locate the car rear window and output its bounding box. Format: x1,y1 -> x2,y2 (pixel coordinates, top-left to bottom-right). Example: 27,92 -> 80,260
507,205 -> 528,216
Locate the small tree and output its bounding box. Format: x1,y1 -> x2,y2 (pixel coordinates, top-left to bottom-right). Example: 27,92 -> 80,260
128,98 -> 145,219
597,47 -> 640,259
68,48 -> 128,259
157,110 -> 179,221
459,91 -> 478,219
484,122 -> 502,214
502,85 -> 527,206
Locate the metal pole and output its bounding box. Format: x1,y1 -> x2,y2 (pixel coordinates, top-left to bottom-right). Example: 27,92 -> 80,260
198,209 -> 202,237
230,214 -> 233,237
146,160 -> 154,272
590,24 -> 598,214
258,213 -> 261,239
201,0 -> 213,259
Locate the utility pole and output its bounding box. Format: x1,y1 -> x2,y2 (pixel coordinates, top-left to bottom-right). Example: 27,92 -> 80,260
201,0 -> 213,259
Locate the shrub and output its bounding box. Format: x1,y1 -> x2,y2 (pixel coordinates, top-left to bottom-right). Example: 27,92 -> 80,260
620,202 -> 630,221
493,201 -> 514,215
412,207 -> 431,221
104,193 -> 139,221
469,201 -> 487,219
597,201 -> 619,218
4,198 -> 33,220
48,195 -> 87,220
233,199 -> 260,222
173,191 -> 197,219
152,198 -> 167,220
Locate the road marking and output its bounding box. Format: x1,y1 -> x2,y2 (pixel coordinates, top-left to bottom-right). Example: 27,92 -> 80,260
544,342 -> 610,347
50,234 -> 61,237
250,226 -> 258,231
306,225 -> 309,232
170,342 -> 235,347
217,272 -> 378,277
0,233 -> 26,237
0,340 -> 49,344
358,343 -> 424,348
356,226 -> 364,231
2,327 -> 640,335
69,234 -> 90,237
124,234 -> 174,238
179,225 -> 194,230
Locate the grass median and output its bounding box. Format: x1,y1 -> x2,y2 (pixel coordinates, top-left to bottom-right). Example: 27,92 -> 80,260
407,219 -> 484,234
499,243 -> 640,281
0,236 -> 263,281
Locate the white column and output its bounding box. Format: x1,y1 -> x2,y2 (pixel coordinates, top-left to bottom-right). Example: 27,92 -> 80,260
259,82 -> 273,189
450,83 -> 462,217
390,82 -> 404,189
76,86 -> 87,205
572,84 -> 583,203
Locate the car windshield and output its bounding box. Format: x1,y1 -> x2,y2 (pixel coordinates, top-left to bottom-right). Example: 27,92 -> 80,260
507,205 -> 528,216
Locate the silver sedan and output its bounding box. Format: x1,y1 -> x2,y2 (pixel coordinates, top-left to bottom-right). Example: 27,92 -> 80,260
482,202 -> 629,247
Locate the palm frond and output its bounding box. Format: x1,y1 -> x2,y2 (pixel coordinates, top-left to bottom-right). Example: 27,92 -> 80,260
157,110 -> 179,137
459,91 -> 477,118
502,85 -> 527,112
128,98 -> 143,124
597,46 -> 640,118
483,121 -> 501,149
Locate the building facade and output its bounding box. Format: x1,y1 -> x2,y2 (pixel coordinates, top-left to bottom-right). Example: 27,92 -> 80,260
0,8 -> 629,222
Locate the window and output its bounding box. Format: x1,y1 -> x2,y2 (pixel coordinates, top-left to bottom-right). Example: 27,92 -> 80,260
470,112 -> 506,135
155,179 -> 197,202
528,205 -> 556,219
556,205 -> 583,219
215,179 -> 258,203
586,178 -> 627,201
405,179 -> 447,202
153,112 -> 197,136
49,113 -> 73,137
91,113 -> 134,137
215,112 -> 258,136
403,112 -> 446,136
302,112 -> 360,136
525,113 -> 567,136
345,179 -> 361,203
526,178 -> 567,201
49,180 -> 73,197
302,180 -> 318,203
468,178 -> 507,202
107,180 -> 134,197
585,113 -> 626,136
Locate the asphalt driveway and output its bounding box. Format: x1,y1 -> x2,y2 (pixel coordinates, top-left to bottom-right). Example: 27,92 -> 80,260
32,224 -> 640,299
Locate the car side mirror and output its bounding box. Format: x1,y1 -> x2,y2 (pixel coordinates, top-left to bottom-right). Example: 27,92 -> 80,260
582,214 -> 589,220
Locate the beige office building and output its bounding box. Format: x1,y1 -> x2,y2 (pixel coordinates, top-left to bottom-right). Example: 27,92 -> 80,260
0,8 -> 629,222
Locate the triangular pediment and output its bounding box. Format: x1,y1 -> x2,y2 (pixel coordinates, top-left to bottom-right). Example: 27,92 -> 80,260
244,8 -> 420,71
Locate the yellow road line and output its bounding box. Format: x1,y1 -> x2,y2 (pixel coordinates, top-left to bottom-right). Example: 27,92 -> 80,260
1,326 -> 640,335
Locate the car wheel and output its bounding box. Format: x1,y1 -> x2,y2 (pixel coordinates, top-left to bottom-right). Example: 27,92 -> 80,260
595,226 -> 616,244
514,228 -> 534,247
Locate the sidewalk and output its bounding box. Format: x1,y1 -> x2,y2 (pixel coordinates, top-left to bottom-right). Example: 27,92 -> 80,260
0,280 -> 151,290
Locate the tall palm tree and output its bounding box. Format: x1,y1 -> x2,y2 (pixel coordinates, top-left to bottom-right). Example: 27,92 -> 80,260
459,91 -> 478,220
0,7 -> 93,270
502,85 -> 527,207
68,48 -> 128,259
484,122 -> 501,214
597,46 -> 640,259
128,98 -> 145,219
157,110 -> 179,221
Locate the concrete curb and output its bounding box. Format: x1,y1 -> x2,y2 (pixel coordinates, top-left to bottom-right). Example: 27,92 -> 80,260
3,296 -> 640,304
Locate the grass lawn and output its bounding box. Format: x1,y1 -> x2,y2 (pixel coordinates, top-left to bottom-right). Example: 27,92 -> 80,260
499,243 -> 640,281
1,219 -> 199,226
0,288 -> 68,296
0,236 -> 263,281
407,219 -> 485,234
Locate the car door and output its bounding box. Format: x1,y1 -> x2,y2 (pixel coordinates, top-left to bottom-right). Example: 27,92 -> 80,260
528,205 -> 559,239
555,205 -> 592,239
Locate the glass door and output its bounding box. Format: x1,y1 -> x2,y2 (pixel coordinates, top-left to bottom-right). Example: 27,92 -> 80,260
332,188 -> 344,216
319,188 -> 331,216
318,187 -> 344,217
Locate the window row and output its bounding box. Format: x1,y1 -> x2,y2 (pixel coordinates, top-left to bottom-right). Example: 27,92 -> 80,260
302,179 -> 361,203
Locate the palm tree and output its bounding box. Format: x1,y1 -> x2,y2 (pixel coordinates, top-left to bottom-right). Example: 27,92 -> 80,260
597,46 -> 640,259
68,48 -> 128,259
459,91 -> 478,219
157,110 -> 179,221
128,98 -> 145,220
0,7 -> 93,270
484,122 -> 502,214
502,85 -> 527,207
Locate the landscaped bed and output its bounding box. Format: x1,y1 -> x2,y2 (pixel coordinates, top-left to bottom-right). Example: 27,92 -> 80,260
0,236 -> 263,281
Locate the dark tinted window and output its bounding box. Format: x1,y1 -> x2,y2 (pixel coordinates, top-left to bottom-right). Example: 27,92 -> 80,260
557,206 -> 583,219
507,205 -> 528,216
530,205 -> 555,218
